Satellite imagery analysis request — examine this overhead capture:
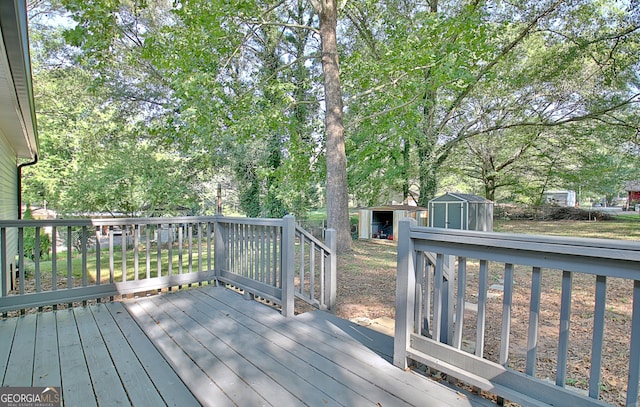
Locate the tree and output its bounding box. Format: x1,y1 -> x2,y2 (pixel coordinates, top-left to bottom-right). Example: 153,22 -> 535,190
310,0 -> 351,250
342,0 -> 640,206
25,3 -> 199,216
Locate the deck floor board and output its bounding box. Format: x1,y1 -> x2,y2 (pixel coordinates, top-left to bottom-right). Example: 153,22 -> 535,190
103,302 -> 198,407
89,304 -> 166,406
1,285 -> 490,407
0,317 -> 17,381
56,309 -> 97,407
33,311 -> 61,387
186,288 -> 413,407
73,306 -> 130,405
3,314 -> 36,386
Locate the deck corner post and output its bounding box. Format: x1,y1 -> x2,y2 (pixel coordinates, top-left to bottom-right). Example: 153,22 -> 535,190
213,215 -> 227,285
394,217 -> 417,369
324,228 -> 337,312
281,214 -> 296,317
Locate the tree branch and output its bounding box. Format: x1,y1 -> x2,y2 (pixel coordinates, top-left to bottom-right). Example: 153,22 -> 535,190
437,0 -> 565,134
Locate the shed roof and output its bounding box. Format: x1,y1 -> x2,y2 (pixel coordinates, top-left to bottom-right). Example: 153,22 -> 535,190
625,181 -> 640,192
430,193 -> 492,203
362,204 -> 427,211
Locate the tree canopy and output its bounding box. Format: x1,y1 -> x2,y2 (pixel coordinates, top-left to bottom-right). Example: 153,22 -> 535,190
23,0 -> 640,232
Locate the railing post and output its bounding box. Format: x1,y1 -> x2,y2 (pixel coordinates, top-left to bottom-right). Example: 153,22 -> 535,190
394,218 -> 416,369
281,215 -> 296,317
324,228 -> 337,312
213,215 -> 227,286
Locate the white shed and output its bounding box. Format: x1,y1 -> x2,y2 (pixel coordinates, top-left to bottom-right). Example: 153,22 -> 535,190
358,205 -> 427,240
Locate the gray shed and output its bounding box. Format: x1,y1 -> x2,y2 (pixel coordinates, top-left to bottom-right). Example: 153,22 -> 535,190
428,193 -> 493,231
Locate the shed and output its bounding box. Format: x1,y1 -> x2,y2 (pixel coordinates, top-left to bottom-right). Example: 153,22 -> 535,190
428,193 -> 493,231
625,181 -> 640,208
542,190 -> 576,207
358,205 -> 427,240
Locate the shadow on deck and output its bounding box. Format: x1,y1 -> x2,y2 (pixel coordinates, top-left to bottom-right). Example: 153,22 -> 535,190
0,286 -> 492,406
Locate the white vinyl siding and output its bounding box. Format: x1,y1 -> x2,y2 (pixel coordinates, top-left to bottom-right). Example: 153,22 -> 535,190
0,130 -> 17,295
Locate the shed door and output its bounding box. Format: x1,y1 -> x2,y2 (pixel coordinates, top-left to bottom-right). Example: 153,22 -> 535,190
432,202 -> 463,229
446,202 -> 463,229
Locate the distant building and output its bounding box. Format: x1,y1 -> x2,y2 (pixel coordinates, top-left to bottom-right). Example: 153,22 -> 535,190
542,190 -> 576,207
625,181 -> 640,208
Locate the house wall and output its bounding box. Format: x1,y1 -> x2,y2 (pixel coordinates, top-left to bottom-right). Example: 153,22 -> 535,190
0,131 -> 17,294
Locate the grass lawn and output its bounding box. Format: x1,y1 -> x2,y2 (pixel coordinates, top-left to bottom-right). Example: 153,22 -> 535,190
494,213 -> 640,240
21,245 -> 212,285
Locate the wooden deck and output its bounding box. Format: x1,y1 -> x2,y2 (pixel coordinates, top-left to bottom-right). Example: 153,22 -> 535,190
1,286 -> 491,406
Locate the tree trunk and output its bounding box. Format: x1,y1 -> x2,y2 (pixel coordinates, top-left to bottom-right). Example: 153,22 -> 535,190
315,0 -> 351,252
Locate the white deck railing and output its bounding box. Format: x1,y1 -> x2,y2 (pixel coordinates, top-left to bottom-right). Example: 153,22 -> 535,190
394,218 -> 640,407
0,215 -> 336,317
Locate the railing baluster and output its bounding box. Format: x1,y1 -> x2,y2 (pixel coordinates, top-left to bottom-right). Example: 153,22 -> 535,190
81,226 -> 88,287
625,280 -> 640,406
66,226 -> 72,290
260,226 -> 266,283
156,225 -> 162,278
526,266 -> 542,376
265,226 -> 270,284
18,227 -> 24,296
228,223 -> 233,274
229,223 -> 235,274
197,223 -> 202,274
453,257 -> 466,349
168,224 -> 173,277
414,252 -> 425,335
500,263 -> 514,366
245,224 -> 250,279
207,222 -> 212,272
51,226 -> 57,293
95,228 -> 100,286
310,240 -> 316,301
556,270 -> 573,387
299,233 -> 306,296
178,224 -> 183,275
476,259 -> 488,357
589,275 -> 606,399
35,227 -> 41,293
274,226 -> 279,287
424,254 -> 432,337
433,253 -> 444,343
188,223 -> 193,275
145,225 -> 151,279
134,225 -> 139,281
1,227 -> 7,299
109,226 -> 115,284
121,225 -> 127,283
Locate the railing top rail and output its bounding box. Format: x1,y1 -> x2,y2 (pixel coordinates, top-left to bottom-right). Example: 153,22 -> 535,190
0,215 -> 285,228
295,225 -> 332,253
217,216 -> 285,227
409,224 -> 640,261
